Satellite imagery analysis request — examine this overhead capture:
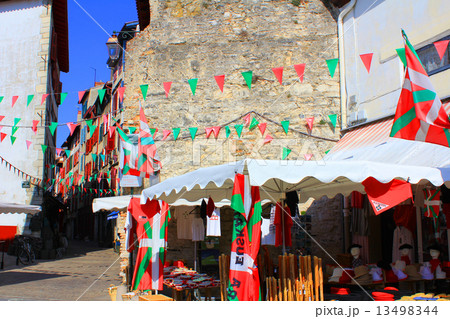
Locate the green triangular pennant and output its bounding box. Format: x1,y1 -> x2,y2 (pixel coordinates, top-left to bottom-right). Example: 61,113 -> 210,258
49,122 -> 58,136
241,71 -> 253,89
140,84 -> 149,101
188,78 -> 198,96
89,125 -> 98,138
172,128 -> 181,141
225,126 -> 231,138
92,154 -> 97,162
68,172 -> 73,177
14,118 -> 21,126
282,147 -> 291,160
249,118 -> 259,130
86,119 -> 93,129
65,150 -> 70,157
281,120 -> 289,135
326,58 -> 339,78
128,127 -> 137,134
150,128 -> 157,136
27,95 -> 34,107
100,154 -> 105,163
11,126 -> 19,136
234,124 -> 244,138
98,89 -> 106,104
10,136 -> 16,145
328,114 -> 337,128
395,48 -> 406,67
325,149 -> 330,154
0,96 -> 3,104
60,92 -> 68,104
51,164 -> 55,169
188,127 -> 198,140
41,144 -> 47,154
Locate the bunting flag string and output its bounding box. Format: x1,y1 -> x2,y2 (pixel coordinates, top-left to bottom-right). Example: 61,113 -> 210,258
0,154 -> 42,186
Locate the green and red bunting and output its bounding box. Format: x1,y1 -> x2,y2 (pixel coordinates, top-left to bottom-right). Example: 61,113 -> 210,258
49,122 -> 58,136
281,120 -> 289,135
326,58 -> 339,78
98,89 -> 106,104
249,118 -> 259,130
27,95 -> 34,107
60,92 -> 68,104
188,78 -> 198,96
241,71 -> 253,90
234,124 -> 244,138
282,147 -> 291,160
225,125 -> 231,138
228,174 -> 262,301
172,128 -> 181,141
390,30 -> 450,147
140,84 -> 149,101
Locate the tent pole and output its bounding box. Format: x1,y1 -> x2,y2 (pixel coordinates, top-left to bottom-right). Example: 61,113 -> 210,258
194,241 -> 197,271
416,206 -> 423,263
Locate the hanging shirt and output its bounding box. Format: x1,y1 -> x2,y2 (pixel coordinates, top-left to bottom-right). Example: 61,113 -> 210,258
125,197 -> 170,291
206,208 -> 221,237
174,207 -> 194,240
261,217 -> 275,245
274,203 -> 293,247
192,217 -> 205,242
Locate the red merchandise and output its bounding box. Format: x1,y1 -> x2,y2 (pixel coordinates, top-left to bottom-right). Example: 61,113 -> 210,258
274,203 -> 293,247
206,197 -> 215,218
393,204 -> 416,235
401,255 -> 411,265
385,269 -> 399,283
430,259 -> 441,274
330,287 -> 350,295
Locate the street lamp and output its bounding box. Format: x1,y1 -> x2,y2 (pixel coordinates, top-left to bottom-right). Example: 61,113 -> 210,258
106,35 -> 120,63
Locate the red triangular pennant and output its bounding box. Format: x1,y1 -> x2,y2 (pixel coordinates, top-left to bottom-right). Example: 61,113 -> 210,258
306,117 -> 314,131
41,94 -> 49,105
78,91 -> 85,103
360,53 -> 374,73
0,116 -> 4,122
26,140 -> 32,150
212,126 -> 221,138
263,134 -> 273,144
0,132 -> 6,142
304,154 -> 313,161
243,114 -> 251,126
117,86 -> 126,103
162,129 -> 171,140
294,64 -> 306,83
12,96 -> 18,108
205,127 -> 214,138
108,126 -> 115,138
32,120 -> 39,135
258,123 -> 267,135
434,40 -> 450,60
272,67 -> 284,85
215,75 -> 225,92
67,122 -> 78,136
163,82 -> 172,98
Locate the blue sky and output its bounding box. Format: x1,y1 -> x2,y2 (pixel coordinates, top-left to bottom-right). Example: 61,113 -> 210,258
57,0 -> 138,147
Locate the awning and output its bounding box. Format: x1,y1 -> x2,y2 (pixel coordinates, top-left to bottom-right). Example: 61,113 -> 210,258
0,202 -> 41,215
324,118 -> 450,167
92,195 -> 251,213
140,159 -> 450,204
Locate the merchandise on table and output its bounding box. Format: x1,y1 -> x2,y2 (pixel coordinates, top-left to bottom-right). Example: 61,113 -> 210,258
163,266 -> 220,290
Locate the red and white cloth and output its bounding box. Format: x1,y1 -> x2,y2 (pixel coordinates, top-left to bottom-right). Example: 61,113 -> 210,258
206,208 -> 221,237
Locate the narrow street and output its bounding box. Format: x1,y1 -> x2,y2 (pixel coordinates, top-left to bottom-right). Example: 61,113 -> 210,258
0,240 -> 122,301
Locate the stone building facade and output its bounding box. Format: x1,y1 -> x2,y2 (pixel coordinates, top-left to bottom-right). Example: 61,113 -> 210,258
117,0 -> 345,283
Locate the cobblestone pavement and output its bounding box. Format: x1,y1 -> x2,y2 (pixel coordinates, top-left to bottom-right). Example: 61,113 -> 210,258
0,240 -> 122,301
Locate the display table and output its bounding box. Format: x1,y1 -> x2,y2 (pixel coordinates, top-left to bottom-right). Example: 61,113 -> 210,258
163,266 -> 220,301
139,294 -> 174,301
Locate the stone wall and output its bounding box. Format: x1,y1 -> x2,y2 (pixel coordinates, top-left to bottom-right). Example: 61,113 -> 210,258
122,0 -> 340,183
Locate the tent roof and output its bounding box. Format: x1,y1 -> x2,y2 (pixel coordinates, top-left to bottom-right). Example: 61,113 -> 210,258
140,159 -> 450,204
0,202 -> 41,215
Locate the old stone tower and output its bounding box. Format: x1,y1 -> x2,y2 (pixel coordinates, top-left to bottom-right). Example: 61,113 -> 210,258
122,0 -> 341,182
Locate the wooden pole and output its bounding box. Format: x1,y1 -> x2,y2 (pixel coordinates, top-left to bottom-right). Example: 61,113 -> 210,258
278,278 -> 282,301
416,206 -> 424,263
272,277 -> 277,301
314,256 -> 319,301
319,258 -> 324,301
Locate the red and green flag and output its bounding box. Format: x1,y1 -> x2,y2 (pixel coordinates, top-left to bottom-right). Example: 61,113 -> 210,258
126,198 -> 171,291
138,106 -> 161,177
390,30 -> 450,147
228,174 -> 262,301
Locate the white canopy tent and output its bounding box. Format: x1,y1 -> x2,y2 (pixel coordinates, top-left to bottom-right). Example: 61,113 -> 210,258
141,159 -> 450,204
0,202 -> 41,215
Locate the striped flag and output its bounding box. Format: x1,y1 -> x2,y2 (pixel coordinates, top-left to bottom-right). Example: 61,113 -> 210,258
390,30 -> 450,147
126,198 -> 171,291
138,106 -> 161,177
228,174 -> 262,301
117,127 -> 141,176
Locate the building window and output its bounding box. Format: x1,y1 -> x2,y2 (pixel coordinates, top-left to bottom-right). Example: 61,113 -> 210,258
417,35 -> 450,76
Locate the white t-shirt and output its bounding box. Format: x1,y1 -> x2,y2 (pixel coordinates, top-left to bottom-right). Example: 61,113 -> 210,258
261,217 -> 275,245
206,208 -> 221,237
191,217 -> 205,242
174,207 -> 194,240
